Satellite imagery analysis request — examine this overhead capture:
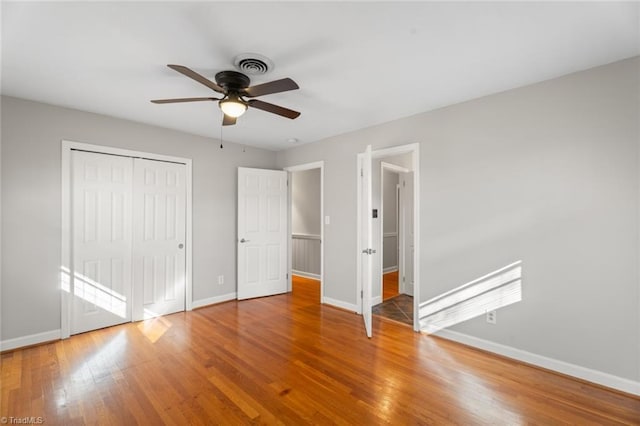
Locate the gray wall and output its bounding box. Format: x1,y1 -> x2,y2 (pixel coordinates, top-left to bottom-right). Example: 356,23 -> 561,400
291,168 -> 321,235
1,96 -> 277,340
382,169 -> 399,270
277,57 -> 640,381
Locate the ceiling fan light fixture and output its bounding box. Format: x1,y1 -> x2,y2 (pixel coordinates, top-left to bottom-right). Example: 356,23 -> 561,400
219,95 -> 247,118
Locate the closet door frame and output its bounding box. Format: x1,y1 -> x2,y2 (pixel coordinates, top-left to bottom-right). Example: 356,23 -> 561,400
61,140 -> 193,339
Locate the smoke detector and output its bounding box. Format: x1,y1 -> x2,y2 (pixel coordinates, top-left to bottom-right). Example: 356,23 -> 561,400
233,53 -> 273,75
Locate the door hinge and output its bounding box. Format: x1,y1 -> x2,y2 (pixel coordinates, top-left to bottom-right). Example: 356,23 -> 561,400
361,290 -> 363,298
287,273 -> 289,280
403,180 -> 406,187
360,168 -> 363,177
403,276 -> 405,283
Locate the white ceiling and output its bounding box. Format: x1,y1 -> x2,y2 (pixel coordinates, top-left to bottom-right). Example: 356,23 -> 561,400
2,2 -> 638,151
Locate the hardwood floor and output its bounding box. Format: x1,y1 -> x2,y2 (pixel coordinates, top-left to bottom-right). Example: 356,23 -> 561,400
383,270 -> 399,301
2,278 -> 639,424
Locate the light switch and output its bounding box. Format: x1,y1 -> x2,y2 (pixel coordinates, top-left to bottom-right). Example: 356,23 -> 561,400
325,215 -> 330,225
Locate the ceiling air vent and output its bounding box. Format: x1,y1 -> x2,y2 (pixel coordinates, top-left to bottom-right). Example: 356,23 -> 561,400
234,53 -> 273,75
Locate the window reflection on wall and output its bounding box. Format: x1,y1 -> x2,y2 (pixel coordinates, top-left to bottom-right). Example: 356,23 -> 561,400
419,261 -> 522,334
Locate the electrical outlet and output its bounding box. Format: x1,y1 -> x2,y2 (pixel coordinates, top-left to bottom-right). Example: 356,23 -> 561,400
486,310 -> 497,324
217,275 -> 224,285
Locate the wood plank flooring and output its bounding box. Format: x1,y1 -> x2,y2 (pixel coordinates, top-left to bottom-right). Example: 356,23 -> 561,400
2,277 -> 639,424
383,270 -> 399,301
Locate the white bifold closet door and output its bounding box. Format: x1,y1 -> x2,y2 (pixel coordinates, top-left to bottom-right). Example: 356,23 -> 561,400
72,151 -> 134,334
71,151 -> 186,335
132,158 -> 186,320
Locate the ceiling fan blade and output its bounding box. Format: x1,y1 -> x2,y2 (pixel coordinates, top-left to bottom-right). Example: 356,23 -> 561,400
243,78 -> 299,98
151,97 -> 219,104
222,114 -> 237,126
167,64 -> 224,93
248,99 -> 301,119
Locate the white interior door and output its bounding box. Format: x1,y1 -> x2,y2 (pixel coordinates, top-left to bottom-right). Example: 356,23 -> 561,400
360,145 -> 373,338
237,167 -> 288,300
401,171 -> 415,296
71,151 -> 133,334
132,159 -> 187,320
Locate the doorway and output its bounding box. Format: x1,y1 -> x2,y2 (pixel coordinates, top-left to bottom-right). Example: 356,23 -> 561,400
357,144 -> 420,335
61,140 -> 193,338
285,162 -> 324,302
380,162 -> 409,302
373,158 -> 414,326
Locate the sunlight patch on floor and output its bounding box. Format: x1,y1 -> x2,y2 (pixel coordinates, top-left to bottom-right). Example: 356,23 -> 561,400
137,315 -> 172,343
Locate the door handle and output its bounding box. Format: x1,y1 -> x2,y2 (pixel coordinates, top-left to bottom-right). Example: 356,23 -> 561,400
240,238 -> 250,243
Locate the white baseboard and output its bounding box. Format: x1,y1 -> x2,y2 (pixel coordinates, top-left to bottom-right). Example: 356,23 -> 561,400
322,297 -> 358,313
434,329 -> 640,397
1,329 -> 61,352
372,296 -> 382,306
291,270 -> 321,280
192,292 -> 237,309
383,266 -> 398,273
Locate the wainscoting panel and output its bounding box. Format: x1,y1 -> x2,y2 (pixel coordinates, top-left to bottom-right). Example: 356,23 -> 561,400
292,234 -> 321,277
383,233 -> 398,270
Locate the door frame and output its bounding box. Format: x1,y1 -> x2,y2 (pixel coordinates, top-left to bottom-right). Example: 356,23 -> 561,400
379,161 -> 410,302
60,140 -> 193,339
283,161 -> 324,301
357,143 -> 420,331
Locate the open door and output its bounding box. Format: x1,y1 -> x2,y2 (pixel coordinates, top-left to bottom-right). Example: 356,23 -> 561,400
400,171 -> 415,296
360,145 -> 373,338
237,167 -> 288,300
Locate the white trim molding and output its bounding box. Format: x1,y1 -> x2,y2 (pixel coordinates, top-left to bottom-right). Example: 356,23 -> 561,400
434,329 -> 640,397
284,161 -> 324,173
0,330 -> 61,352
323,297 -> 358,313
292,233 -> 321,240
192,293 -> 237,309
292,270 -> 321,280
381,161 -> 410,174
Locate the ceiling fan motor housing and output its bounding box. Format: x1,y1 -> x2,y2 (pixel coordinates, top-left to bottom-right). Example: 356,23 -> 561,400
215,70 -> 250,92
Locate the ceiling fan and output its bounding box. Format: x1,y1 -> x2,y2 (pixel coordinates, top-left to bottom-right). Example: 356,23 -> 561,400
151,64 -> 301,126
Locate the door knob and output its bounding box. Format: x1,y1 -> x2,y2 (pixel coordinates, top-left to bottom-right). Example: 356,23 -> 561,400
178,243 -> 184,249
